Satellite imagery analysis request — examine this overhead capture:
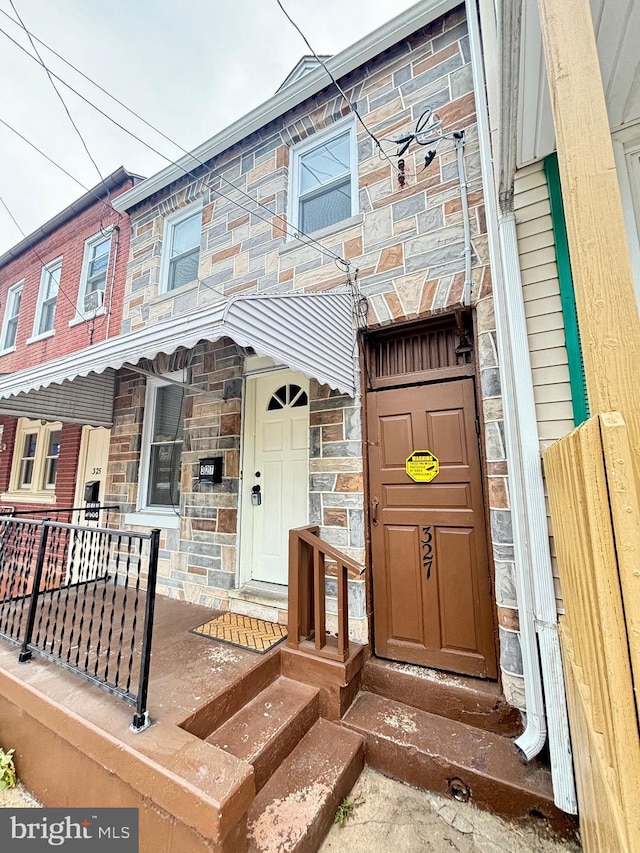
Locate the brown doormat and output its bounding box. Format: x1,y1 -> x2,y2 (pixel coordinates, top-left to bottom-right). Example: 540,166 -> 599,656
191,612 -> 288,653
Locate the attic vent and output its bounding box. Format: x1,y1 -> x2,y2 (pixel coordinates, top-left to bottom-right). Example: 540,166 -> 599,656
277,55 -> 332,91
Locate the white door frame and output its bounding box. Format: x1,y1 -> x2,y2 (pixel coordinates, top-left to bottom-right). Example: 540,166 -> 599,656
238,363 -> 309,588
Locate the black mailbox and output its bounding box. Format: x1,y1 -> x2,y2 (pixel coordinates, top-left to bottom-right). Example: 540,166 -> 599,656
84,480 -> 101,521
198,457 -> 223,484
84,481 -> 100,502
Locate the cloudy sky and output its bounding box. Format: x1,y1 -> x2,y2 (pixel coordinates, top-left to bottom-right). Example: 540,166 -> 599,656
0,0 -> 421,254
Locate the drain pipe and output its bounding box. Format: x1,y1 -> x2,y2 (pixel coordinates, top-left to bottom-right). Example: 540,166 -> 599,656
455,133 -> 473,307
466,0 -> 577,812
464,0 -> 547,757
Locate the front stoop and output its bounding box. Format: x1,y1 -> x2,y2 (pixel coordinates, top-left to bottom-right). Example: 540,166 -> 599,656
341,691 -> 576,839
247,719 -> 364,853
362,657 -> 522,736
206,677 -> 320,792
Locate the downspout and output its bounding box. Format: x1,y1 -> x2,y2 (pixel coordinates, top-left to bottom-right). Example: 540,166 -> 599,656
467,0 -> 577,813
455,133 -> 473,307
104,224 -> 120,341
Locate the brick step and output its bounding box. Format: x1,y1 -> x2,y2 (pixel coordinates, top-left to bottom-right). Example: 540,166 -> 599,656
362,657 -> 522,737
341,691 -> 575,838
206,676 -> 319,792
247,718 -> 364,853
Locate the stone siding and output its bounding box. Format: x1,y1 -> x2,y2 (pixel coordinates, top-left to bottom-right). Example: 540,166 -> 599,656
110,7 -> 524,700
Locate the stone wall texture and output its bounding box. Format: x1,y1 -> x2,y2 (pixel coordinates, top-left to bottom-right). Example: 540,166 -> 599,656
109,7 -> 525,705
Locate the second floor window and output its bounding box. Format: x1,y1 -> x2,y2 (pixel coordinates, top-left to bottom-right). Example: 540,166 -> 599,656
291,122 -> 357,235
163,208 -> 202,292
0,281 -> 23,351
79,233 -> 111,313
35,259 -> 62,336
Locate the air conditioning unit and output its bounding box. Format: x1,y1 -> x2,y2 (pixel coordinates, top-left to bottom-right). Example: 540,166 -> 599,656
83,289 -> 104,313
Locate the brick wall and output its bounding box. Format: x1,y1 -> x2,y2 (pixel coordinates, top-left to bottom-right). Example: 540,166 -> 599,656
0,416 -> 82,515
0,177 -> 134,373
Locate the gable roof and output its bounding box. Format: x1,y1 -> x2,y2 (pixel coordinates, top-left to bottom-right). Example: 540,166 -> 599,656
112,0 -> 459,214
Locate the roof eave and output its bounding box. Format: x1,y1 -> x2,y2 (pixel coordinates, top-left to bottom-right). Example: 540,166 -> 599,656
112,0 -> 460,213
0,167 -> 144,270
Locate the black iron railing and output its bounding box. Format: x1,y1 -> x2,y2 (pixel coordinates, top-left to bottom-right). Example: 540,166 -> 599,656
0,513 -> 160,731
0,504 -> 120,524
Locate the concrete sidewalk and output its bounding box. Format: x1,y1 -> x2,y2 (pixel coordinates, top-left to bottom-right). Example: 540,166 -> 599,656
1,768 -> 580,852
321,768 -> 580,853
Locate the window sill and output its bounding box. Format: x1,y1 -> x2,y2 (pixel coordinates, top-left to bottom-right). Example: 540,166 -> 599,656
278,213 -> 363,256
26,330 -> 55,345
0,345 -> 16,357
0,492 -> 57,505
69,308 -> 106,328
124,510 -> 180,529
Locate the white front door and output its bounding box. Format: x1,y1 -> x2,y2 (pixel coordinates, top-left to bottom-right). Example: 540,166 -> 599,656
69,426 -> 111,582
72,426 -> 111,525
242,369 -> 309,585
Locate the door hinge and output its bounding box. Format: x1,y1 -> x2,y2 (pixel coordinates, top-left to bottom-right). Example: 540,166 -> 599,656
475,417 -> 481,437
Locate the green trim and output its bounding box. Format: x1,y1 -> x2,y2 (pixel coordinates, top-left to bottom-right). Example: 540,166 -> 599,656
544,153 -> 589,426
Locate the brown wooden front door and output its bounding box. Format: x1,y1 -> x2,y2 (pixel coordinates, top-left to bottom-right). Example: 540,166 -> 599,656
367,378 -> 497,678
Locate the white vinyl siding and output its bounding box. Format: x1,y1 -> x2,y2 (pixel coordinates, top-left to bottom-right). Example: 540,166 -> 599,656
514,161 -> 574,613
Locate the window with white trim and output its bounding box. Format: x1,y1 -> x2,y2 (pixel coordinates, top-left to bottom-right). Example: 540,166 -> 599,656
290,121 -> 357,235
161,206 -> 202,293
3,418 -> 63,500
0,281 -> 23,351
34,258 -> 62,336
139,375 -> 184,510
78,232 -> 111,314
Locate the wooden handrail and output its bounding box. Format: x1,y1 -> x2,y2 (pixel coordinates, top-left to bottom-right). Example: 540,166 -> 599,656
287,525 -> 363,662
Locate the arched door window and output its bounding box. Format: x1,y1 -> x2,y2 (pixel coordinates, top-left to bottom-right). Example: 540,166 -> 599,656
267,384 -> 308,411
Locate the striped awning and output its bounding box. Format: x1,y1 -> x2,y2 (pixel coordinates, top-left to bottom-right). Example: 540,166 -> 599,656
0,291 -> 357,426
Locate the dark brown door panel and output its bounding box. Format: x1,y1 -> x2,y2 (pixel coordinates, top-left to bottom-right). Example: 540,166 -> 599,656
368,378 -> 497,679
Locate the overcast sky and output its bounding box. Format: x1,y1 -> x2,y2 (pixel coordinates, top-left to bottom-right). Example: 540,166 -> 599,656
0,0 -> 421,255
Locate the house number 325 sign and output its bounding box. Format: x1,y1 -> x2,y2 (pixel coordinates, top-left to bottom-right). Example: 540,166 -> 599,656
405,450 -> 440,483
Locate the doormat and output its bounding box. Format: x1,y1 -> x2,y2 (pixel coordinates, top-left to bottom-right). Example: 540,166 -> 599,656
191,612 -> 287,654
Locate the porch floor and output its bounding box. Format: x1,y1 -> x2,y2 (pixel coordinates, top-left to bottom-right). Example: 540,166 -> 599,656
0,594 -> 281,852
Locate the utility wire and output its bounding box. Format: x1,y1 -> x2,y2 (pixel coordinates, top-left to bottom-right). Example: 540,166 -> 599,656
275,0 -> 420,180
8,0 -> 105,186
0,115 -> 129,224
0,15 -> 349,269
0,191 -> 97,330
0,115 -> 93,196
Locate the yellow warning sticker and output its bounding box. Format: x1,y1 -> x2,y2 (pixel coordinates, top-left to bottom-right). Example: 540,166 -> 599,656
405,450 -> 440,483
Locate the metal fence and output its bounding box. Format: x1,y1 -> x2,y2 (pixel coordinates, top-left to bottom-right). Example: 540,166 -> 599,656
0,513 -> 160,731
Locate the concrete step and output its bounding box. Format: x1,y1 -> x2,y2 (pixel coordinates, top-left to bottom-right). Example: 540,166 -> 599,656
207,676 -> 319,792
247,718 -> 365,853
362,657 -> 522,737
341,691 -> 575,838
180,650 -> 281,740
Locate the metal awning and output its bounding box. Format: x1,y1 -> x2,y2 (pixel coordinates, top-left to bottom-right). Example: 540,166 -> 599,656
0,291 -> 357,426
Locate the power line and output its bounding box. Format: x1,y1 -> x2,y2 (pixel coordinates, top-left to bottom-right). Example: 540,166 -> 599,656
8,0 -> 105,188
0,191 -> 98,331
0,116 -> 90,195
275,0 -> 418,181
0,15 -> 350,269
